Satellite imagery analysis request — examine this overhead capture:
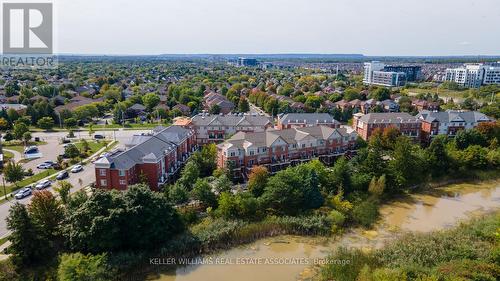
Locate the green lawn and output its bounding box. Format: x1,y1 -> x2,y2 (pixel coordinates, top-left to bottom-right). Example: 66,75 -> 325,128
0,168 -> 57,198
0,235 -> 9,247
3,141 -> 48,154
73,140 -> 110,154
2,151 -> 14,162
403,87 -> 474,102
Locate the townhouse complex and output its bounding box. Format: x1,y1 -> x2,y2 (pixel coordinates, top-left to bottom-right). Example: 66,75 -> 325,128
217,125 -> 358,179
417,110 -> 494,141
353,112 -> 421,141
95,110 -> 494,190
276,113 -> 340,129
189,113 -> 273,144
445,63 -> 500,88
94,126 -> 197,191
353,110 -> 494,142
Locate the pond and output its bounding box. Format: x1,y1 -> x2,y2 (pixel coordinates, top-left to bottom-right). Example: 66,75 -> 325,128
148,180 -> 500,281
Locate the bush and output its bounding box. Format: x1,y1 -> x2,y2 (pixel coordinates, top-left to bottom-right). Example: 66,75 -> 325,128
352,198 -> 379,227
58,252 -> 114,281
327,210 -> 346,233
320,247 -> 379,281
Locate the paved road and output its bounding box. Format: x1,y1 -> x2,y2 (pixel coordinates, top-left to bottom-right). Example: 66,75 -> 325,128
0,129 -> 152,238
249,102 -> 271,118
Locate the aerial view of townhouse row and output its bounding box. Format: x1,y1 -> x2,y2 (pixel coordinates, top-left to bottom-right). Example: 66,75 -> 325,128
0,54 -> 499,281
91,61 -> 497,191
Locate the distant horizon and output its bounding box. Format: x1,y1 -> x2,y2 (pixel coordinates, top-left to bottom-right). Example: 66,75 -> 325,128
55,53 -> 500,57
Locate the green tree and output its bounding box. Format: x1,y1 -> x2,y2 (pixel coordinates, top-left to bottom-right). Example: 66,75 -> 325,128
426,135 -> 450,177
65,144 -> 80,159
58,253 -> 114,281
37,116 -> 55,130
12,122 -> 29,140
168,182 -> 189,205
209,104 -> 221,114
389,136 -> 424,189
6,203 -> 49,266
22,131 -> 32,145
247,165 -> 269,197
64,117 -> 78,129
54,181 -> 73,205
238,97 -> 250,112
261,164 -> 324,215
343,89 -> 361,101
370,88 -> 391,101
142,93 -> 161,111
191,178 -> 217,208
3,161 -> 24,187
65,185 -> 182,253
28,190 -> 64,240
178,160 -> 200,189
329,157 -> 352,194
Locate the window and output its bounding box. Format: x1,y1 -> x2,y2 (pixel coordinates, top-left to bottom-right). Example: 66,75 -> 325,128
119,179 -> 126,185
119,170 -> 126,177
100,179 -> 107,187
99,169 -> 106,176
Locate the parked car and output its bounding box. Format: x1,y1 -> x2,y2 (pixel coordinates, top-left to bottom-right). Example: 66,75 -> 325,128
24,146 -> 39,154
14,187 -> 32,200
61,138 -> 71,144
94,134 -> 105,139
35,180 -> 51,190
56,170 -> 69,180
36,162 -> 53,169
71,165 -> 83,173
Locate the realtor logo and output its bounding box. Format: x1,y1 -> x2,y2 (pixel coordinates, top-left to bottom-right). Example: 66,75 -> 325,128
1,2 -> 55,68
2,2 -> 53,54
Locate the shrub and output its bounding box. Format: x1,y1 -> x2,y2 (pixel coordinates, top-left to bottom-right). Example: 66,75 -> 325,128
352,198 -> 379,227
327,210 -> 346,233
58,253 -> 114,281
320,247 -> 379,281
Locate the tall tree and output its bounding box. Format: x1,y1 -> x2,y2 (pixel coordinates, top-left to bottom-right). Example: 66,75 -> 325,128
6,203 -> 49,266
247,166 -> 269,197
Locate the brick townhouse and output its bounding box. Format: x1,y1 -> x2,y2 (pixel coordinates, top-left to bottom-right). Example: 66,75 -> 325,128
94,126 -> 197,191
217,125 -> 358,179
417,110 -> 494,142
189,113 -> 273,144
353,112 -> 421,141
276,113 -> 340,130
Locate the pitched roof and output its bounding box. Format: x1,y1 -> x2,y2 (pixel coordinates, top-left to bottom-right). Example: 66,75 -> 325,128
219,125 -> 357,150
417,110 -> 494,123
278,113 -> 340,125
191,114 -> 272,127
358,112 -> 419,124
95,125 -> 191,170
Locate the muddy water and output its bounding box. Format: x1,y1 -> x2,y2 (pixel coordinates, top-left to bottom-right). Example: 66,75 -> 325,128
149,181 -> 500,281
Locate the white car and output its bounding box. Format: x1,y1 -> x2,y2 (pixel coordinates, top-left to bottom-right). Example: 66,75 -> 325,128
14,187 -> 32,199
71,165 -> 83,173
35,180 -> 51,190
36,161 -> 54,169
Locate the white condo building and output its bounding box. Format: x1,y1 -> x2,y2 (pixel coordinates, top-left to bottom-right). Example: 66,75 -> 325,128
445,63 -> 500,88
363,61 -> 406,87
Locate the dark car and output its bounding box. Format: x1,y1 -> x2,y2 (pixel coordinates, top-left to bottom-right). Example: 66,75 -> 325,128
56,170 -> 69,180
94,134 -> 105,139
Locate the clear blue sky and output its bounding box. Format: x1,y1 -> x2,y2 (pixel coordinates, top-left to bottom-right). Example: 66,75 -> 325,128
55,0 -> 500,56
